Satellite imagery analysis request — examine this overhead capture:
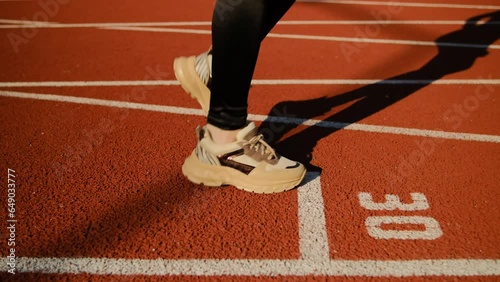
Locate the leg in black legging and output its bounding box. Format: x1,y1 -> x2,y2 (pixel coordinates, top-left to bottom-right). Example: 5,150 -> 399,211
208,0 -> 295,130
260,0 -> 295,41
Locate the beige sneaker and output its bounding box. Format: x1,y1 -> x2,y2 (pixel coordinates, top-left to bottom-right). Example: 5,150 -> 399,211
182,122 -> 306,194
173,50 -> 211,113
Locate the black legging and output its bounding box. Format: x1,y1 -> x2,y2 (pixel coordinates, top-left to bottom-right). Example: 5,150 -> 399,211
208,0 -> 295,130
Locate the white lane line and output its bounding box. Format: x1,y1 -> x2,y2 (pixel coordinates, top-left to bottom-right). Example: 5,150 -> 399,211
1,90 -> 499,143
255,79 -> 500,85
279,20 -> 500,25
297,0 -> 500,10
0,19 -> 55,25
267,32 -> 500,49
98,26 -> 500,50
0,80 -> 181,87
1,22 -> 498,49
250,114 -> 500,143
298,173 -> 330,261
1,20 -> 499,29
0,21 -> 213,28
1,79 -> 500,88
0,90 -> 203,115
101,26 -> 211,35
2,257 -> 499,276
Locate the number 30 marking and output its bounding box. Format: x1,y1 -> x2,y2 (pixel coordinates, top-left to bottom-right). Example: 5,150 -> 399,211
358,192 -> 443,240
365,216 -> 443,240
358,192 -> 429,211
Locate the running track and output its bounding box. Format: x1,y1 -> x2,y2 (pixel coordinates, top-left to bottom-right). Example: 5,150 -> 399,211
0,0 -> 499,281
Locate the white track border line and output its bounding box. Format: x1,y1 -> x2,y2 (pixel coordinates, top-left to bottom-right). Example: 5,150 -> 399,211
3,258 -> 500,276
1,79 -> 500,88
298,173 -> 330,261
297,0 -> 500,10
1,172 -> 499,277
1,90 -> 499,143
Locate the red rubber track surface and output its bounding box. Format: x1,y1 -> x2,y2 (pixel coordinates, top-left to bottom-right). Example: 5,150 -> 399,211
0,0 -> 499,281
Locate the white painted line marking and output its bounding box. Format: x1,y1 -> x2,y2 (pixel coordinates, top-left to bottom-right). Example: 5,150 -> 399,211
1,257 -> 499,276
0,20 -> 212,28
101,26 -> 211,35
298,173 -> 330,261
297,0 -> 500,10
1,79 -> 500,88
251,114 -> 500,143
0,90 -> 203,115
1,20 -> 499,29
253,79 -> 500,85
1,90 -> 499,143
278,20 -> 500,25
267,32 -> 500,49
98,26 -> 500,49
0,19 -> 56,25
1,20 -> 498,49
0,80 -> 181,87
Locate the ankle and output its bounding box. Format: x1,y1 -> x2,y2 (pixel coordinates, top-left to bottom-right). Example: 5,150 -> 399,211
206,124 -> 240,144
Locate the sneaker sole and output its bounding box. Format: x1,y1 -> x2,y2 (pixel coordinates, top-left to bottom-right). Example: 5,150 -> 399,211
182,152 -> 306,194
173,56 -> 210,114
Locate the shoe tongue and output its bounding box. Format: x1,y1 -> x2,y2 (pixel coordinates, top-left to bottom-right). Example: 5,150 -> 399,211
236,122 -> 258,141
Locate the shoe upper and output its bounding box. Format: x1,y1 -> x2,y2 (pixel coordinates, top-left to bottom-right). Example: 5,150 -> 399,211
195,122 -> 304,177
194,50 -> 212,89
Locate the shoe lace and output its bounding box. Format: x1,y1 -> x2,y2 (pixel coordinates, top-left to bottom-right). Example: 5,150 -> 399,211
243,134 -> 278,161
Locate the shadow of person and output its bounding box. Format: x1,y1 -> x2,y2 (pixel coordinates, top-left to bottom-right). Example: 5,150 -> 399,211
259,11 -> 500,172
